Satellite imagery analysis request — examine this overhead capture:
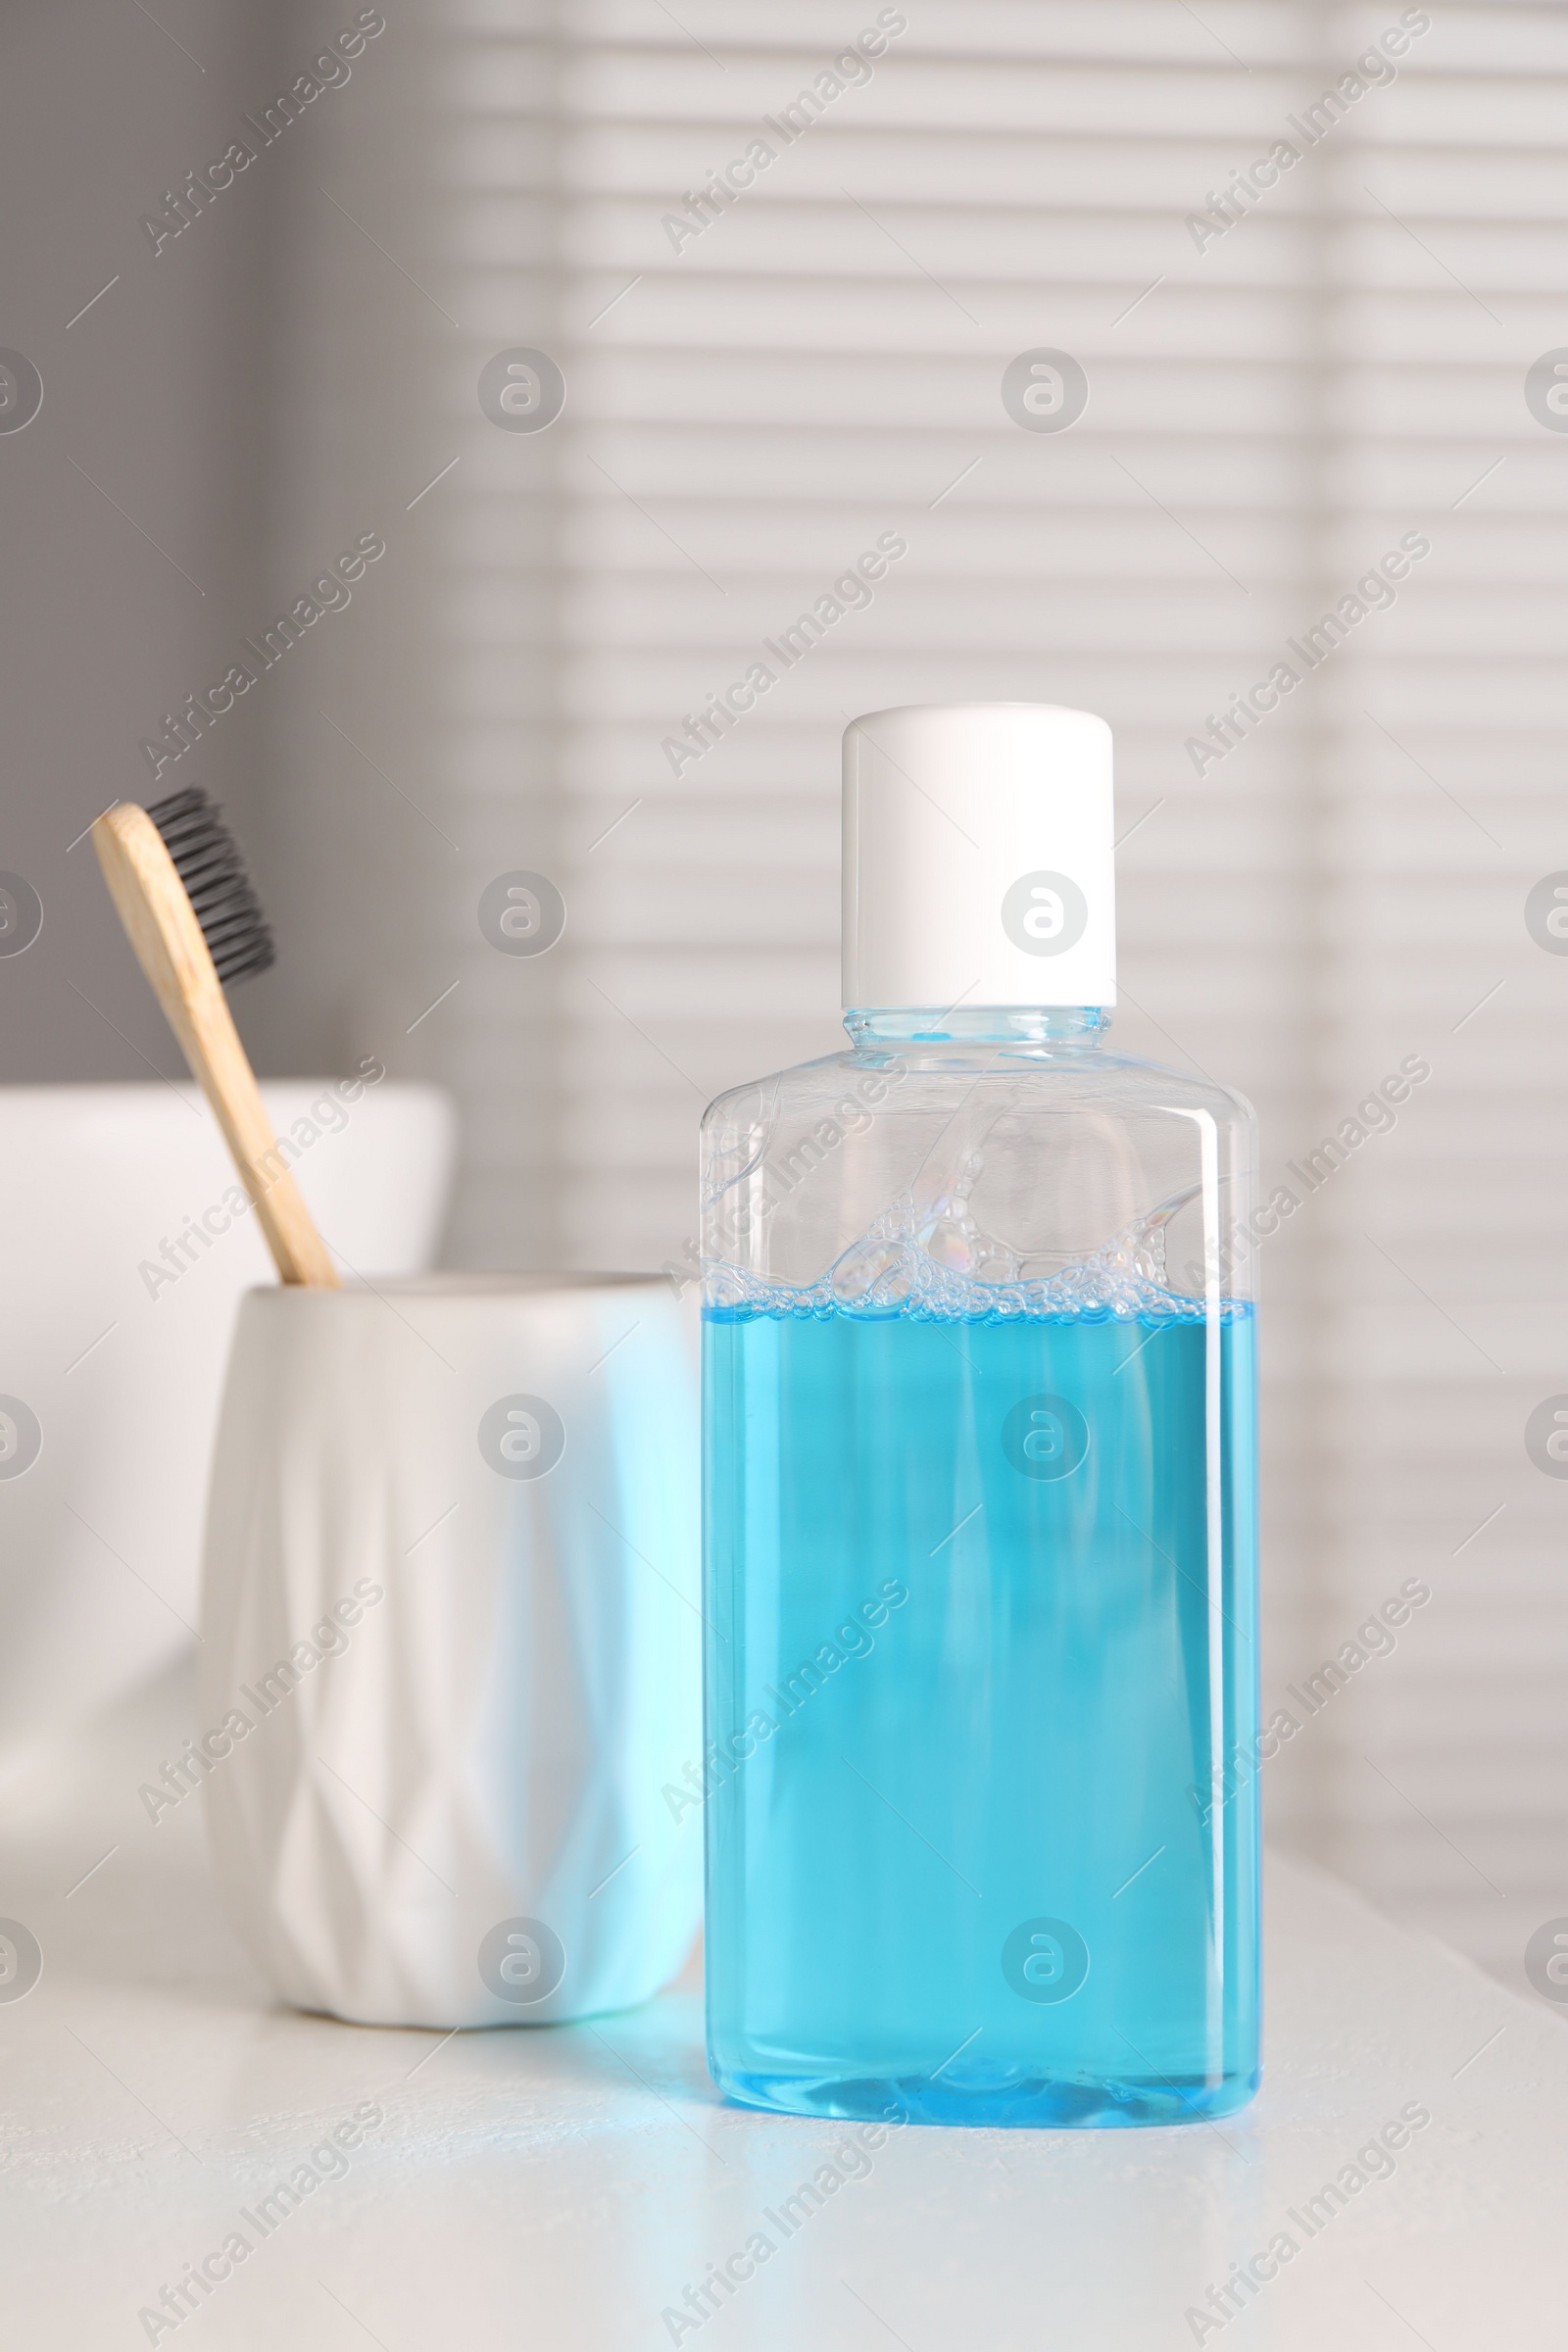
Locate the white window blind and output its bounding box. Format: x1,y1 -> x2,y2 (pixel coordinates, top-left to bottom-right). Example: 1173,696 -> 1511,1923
267,0 -> 1568,1997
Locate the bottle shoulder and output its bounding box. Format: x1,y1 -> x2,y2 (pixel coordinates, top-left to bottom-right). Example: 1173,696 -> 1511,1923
702,1036 -> 1258,1313
704,1045 -> 1254,1137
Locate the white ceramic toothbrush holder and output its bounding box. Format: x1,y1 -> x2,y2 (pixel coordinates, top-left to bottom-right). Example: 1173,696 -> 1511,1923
197,1273 -> 702,2030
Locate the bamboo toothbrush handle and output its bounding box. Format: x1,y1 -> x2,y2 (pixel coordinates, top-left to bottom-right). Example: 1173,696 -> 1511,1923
92,804 -> 339,1288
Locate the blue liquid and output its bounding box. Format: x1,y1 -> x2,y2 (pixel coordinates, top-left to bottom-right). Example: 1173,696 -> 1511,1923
702,1303 -> 1259,2128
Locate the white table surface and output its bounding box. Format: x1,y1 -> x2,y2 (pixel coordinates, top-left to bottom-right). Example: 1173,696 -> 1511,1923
1,1659 -> 1559,2350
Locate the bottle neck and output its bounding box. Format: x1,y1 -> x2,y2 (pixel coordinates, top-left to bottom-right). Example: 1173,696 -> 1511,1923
843,1006 -> 1111,1048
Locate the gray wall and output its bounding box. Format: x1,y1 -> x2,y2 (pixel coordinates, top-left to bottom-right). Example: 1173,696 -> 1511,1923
0,0 -> 566,1268
0,4 -> 286,1079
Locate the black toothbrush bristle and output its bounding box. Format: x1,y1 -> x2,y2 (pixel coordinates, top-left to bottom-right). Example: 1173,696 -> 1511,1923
143,785 -> 275,987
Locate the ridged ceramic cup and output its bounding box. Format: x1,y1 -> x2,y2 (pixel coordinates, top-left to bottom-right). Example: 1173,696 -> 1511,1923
198,1274 -> 702,2030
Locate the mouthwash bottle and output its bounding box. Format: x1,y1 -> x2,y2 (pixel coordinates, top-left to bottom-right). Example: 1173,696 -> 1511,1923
700,704 -> 1260,2128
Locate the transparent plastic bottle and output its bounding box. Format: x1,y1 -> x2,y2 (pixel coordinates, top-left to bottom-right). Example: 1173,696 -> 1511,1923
700,706 -> 1260,2128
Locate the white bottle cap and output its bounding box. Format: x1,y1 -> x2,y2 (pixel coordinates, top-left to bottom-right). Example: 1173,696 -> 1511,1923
842,703 -> 1116,1010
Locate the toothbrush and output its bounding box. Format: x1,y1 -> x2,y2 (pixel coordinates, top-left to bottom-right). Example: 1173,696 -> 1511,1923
92,789 -> 339,1288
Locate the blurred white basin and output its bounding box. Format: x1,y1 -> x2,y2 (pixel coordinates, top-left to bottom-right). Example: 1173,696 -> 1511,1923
0,1079 -> 455,1772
